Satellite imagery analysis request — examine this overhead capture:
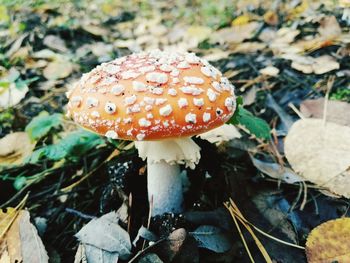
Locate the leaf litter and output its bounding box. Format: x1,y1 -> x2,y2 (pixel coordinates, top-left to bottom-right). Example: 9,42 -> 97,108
0,1 -> 349,262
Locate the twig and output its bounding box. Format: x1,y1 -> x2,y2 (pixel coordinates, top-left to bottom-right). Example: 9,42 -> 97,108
65,208 -> 95,220
322,75 -> 335,126
288,102 -> 305,120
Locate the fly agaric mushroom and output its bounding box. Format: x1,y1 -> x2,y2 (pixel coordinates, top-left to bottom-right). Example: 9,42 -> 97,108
66,49 -> 236,216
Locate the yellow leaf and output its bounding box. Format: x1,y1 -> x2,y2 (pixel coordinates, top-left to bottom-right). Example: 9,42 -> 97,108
306,218 -> 350,263
232,15 -> 250,26
186,26 -> 212,42
0,208 -> 18,239
0,5 -> 9,24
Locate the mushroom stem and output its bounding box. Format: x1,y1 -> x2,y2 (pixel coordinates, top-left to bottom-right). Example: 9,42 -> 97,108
147,159 -> 182,216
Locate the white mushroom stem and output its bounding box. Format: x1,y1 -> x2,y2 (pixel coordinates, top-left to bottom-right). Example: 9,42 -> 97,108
135,138 -> 201,216
147,160 -> 182,215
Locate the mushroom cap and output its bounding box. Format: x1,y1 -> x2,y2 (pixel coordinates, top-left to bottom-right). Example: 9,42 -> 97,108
67,50 -> 236,141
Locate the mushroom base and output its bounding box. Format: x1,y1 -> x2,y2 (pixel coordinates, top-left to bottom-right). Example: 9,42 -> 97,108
147,159 -> 182,216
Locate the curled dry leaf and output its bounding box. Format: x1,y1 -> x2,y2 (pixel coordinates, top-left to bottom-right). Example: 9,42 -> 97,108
285,119 -> 350,197
0,132 -> 35,166
198,124 -> 241,145
300,98 -> 350,126
306,218 -> 350,263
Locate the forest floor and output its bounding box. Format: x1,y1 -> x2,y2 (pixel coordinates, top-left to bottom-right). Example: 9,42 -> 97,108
0,1 -> 350,262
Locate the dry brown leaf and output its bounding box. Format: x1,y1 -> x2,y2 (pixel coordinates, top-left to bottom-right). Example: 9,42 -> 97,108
43,59 -> 73,80
318,16 -> 342,39
306,218 -> 350,263
259,66 -> 280,76
1,210 -> 48,263
230,42 -> 266,54
211,22 -> 260,44
43,35 -> 68,53
0,132 -> 35,166
285,119 -> 350,197
282,54 -> 339,74
300,98 -> 350,126
201,49 -> 230,62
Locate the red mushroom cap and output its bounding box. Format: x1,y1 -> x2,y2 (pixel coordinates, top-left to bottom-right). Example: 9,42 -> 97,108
67,50 -> 236,141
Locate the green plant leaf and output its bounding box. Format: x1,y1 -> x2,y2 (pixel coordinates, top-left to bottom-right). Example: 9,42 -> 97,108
25,112 -> 63,141
229,106 -> 271,140
27,130 -> 105,163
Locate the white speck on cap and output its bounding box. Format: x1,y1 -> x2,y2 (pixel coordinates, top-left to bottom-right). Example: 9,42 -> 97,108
225,97 -> 235,111
172,78 -> 179,84
145,105 -> 153,111
168,88 -> 177,96
124,95 -> 137,105
132,81 -> 148,92
146,72 -> 168,84
177,61 -> 190,69
183,76 -> 204,85
127,104 -> 141,113
159,104 -> 173,116
104,102 -> 117,114
193,98 -> 204,107
147,113 -> 153,119
150,87 -> 164,95
87,97 -> 99,108
105,130 -> 118,139
159,64 -> 173,72
121,71 -> 140,79
155,98 -> 167,105
203,112 -> 211,122
104,64 -> 120,74
136,133 -> 146,141
139,118 -> 151,127
71,96 -> 82,107
185,53 -> 200,64
139,65 -> 156,74
185,113 -> 197,124
178,98 -> 188,108
211,81 -> 222,92
207,88 -> 217,102
216,108 -> 224,116
200,66 -> 213,77
144,97 -> 155,105
123,117 -> 132,124
170,69 -> 180,76
180,86 -> 204,95
111,84 -> 125,95
127,129 -> 133,136
91,111 -> 100,118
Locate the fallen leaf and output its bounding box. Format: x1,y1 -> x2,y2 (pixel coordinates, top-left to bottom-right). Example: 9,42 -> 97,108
282,54 -> 339,74
75,211 -> 132,260
300,98 -> 350,126
306,218 -> 350,263
259,66 -> 280,76
0,132 -> 35,166
211,22 -> 260,44
252,192 -> 299,243
201,49 -> 230,62
251,157 -> 303,184
43,35 -> 68,53
0,83 -> 29,108
318,16 -> 342,39
1,209 -> 48,263
190,225 -> 232,253
43,59 -> 73,80
19,211 -> 49,263
230,42 -> 266,54
285,119 -> 350,197
132,226 -> 158,246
